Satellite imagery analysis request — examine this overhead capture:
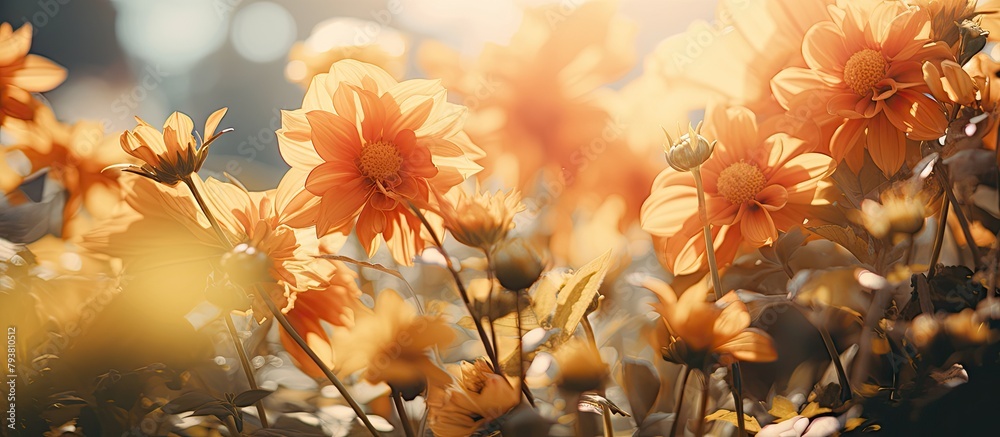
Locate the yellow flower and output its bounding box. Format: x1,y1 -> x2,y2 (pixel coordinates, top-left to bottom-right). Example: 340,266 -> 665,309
113,108 -> 230,186
552,339 -> 608,393
850,183 -> 928,242
332,289 -> 455,390
440,183 -> 524,251
644,278 -> 778,367
426,358 -> 520,437
0,22 -> 66,125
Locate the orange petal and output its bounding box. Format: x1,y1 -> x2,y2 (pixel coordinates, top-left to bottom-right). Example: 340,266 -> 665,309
741,204 -> 777,246
305,110 -> 362,162
8,55 -> 66,92
715,329 -> 778,363
866,113 -> 906,177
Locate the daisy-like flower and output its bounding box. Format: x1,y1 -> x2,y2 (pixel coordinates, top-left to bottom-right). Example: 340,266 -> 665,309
332,289 -> 455,391
640,104 -> 835,276
277,59 -> 483,265
644,278 -> 777,368
113,108 -> 231,186
771,1 -> 953,175
0,22 -> 66,125
426,358 -> 520,437
285,18 -> 408,87
439,183 -> 524,252
0,105 -> 132,237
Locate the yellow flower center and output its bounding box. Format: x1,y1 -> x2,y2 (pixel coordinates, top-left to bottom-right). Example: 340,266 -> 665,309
717,161 -> 765,205
359,140 -> 403,181
843,49 -> 887,96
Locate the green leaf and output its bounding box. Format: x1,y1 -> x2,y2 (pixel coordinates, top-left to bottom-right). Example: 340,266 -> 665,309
550,250 -> 613,339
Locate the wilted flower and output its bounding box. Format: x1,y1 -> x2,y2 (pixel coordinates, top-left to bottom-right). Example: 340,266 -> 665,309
276,59 -> 483,265
492,238 -> 547,291
0,22 -> 66,124
333,289 -> 455,392
426,358 -> 520,437
644,278 -> 777,368
440,184 -> 524,251
112,108 -> 231,186
662,122 -> 716,172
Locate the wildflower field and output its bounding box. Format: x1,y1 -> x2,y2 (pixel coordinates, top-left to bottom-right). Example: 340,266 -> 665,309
3,0 -> 1000,436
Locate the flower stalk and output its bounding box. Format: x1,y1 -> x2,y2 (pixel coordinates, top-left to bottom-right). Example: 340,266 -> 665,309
223,315 -> 269,429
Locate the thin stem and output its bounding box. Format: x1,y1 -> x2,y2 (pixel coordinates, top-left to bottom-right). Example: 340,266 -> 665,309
183,176 -> 379,436
224,315 -> 269,429
602,405 -> 614,437
256,285 -> 380,435
729,363 -> 746,437
935,167 -> 983,269
183,176 -> 231,247
581,316 -> 599,354
692,168 -> 723,300
515,289 -> 537,407
670,366 -> 691,437
224,415 -> 241,437
391,390 -> 416,437
818,309 -> 852,404
695,370 -> 709,437
408,203 -> 500,371
928,197 -> 949,280
485,251 -> 500,371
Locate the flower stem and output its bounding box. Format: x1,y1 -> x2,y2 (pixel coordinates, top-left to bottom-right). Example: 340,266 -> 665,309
408,204 -> 500,370
515,289 -> 537,407
391,390 -> 416,437
694,167 -> 739,435
183,176 -> 231,248
692,168 -> 723,300
183,176 -> 269,430
224,414 -> 241,436
935,166 -> 983,269
224,315 -> 269,429
819,307 -> 851,403
695,370 -> 709,437
485,250 -> 501,372
670,366 -> 691,437
183,175 -> 379,436
927,197 -> 949,279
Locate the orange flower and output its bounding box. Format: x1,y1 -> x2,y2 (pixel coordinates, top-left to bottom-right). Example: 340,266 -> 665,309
644,277 -> 777,366
114,108 -> 230,186
0,22 -> 66,124
285,18 -> 408,87
277,59 -> 483,265
640,104 -> 835,275
772,1 -> 953,175
439,183 -> 524,252
0,105 -> 131,237
332,289 -> 455,389
426,358 -> 520,437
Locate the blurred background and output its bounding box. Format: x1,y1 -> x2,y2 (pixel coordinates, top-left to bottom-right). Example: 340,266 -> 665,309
0,0 -> 715,190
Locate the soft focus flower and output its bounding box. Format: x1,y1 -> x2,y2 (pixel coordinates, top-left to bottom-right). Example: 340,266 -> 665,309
552,339 -> 608,393
850,183 -> 927,242
285,17 -> 408,86
333,289 -> 455,391
0,105 -> 130,236
113,108 -> 230,186
923,60 -> 979,106
276,59 -> 483,265
907,0 -> 978,49
440,183 -> 524,251
641,104 -> 835,275
644,278 -> 777,367
426,358 -> 520,437
772,1 -> 953,175
0,22 -> 66,125
492,237 -> 547,291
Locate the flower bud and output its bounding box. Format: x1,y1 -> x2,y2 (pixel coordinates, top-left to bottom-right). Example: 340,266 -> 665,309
663,122 -> 716,172
220,242 -> 273,287
493,238 -> 546,291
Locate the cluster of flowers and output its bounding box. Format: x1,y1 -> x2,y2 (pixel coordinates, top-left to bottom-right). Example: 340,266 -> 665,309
3,0 -> 1000,436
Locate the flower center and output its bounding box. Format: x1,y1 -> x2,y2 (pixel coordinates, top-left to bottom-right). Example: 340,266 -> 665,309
717,161 -> 765,205
843,49 -> 887,96
359,140 -> 403,181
